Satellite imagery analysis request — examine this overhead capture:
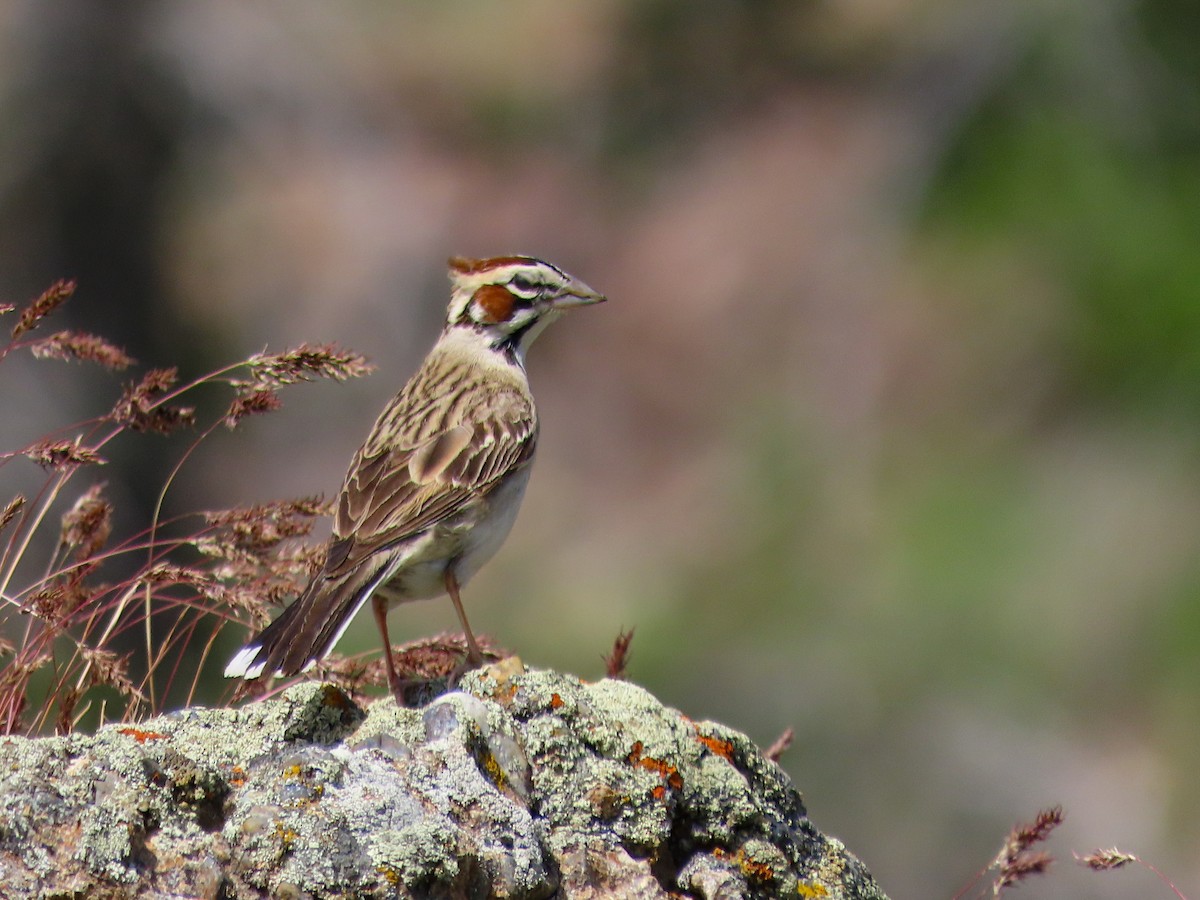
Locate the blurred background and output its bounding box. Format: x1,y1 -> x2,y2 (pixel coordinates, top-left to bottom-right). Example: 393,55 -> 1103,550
2,0 -> 1198,896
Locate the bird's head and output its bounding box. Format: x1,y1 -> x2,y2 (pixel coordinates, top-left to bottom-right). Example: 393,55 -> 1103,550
445,255 -> 605,361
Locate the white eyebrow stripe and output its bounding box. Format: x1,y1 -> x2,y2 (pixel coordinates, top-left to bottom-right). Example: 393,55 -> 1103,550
459,262 -> 565,294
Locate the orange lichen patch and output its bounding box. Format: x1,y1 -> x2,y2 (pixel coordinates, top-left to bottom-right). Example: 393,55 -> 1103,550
549,692 -> 564,709
116,727 -> 166,743
651,785 -> 667,800
635,752 -> 672,779
449,255 -> 533,275
627,741 -> 683,793
695,731 -> 736,762
229,765 -> 247,787
736,849 -> 777,884
472,284 -> 516,323
797,882 -> 830,897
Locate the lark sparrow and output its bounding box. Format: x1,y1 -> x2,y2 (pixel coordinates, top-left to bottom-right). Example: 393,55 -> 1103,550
224,255 -> 605,697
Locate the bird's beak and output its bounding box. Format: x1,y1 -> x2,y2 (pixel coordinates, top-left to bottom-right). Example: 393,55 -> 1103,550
550,279 -> 607,309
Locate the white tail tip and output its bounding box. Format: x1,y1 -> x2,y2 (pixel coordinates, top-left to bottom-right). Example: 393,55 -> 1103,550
224,645 -> 267,680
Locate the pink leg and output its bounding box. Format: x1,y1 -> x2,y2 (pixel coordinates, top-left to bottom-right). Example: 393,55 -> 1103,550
445,569 -> 484,667
372,594 -> 403,701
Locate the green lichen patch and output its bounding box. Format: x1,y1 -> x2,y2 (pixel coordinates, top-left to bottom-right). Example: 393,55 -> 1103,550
0,667 -> 886,899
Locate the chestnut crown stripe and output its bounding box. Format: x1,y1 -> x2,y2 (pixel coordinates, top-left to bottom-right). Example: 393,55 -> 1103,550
448,255 -> 567,279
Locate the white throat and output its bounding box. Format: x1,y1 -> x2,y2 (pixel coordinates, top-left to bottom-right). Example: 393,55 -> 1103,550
437,324 -> 532,378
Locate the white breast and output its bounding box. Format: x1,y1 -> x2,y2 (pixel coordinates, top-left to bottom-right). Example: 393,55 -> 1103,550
378,465 -> 532,602
453,465 -> 532,583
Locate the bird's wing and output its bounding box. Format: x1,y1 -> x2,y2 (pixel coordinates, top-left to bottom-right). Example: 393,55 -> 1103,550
322,382 -> 536,577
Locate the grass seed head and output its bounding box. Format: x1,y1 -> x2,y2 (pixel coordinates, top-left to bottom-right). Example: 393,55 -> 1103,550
30,331 -> 134,369
11,279 -> 75,339
244,343 -> 373,388
110,367 -> 196,434
61,484 -> 112,560
25,438 -> 105,469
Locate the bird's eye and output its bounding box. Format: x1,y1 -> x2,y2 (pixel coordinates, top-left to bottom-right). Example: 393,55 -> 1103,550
508,275 -> 540,295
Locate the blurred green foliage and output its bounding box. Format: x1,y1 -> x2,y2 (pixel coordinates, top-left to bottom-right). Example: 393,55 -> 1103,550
921,0 -> 1200,412
911,0 -> 1200,864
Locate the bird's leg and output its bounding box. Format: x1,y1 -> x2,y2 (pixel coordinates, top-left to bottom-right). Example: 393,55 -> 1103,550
445,568 -> 484,667
372,594 -> 403,701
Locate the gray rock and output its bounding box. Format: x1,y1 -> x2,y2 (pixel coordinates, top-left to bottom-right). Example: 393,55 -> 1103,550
0,667 -> 888,899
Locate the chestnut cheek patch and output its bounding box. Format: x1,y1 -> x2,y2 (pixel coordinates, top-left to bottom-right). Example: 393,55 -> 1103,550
472,284 -> 516,324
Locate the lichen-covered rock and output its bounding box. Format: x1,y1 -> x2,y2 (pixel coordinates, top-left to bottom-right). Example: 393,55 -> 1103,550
0,667 -> 888,899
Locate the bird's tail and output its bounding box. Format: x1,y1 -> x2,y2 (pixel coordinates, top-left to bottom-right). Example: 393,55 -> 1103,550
224,561 -> 387,681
